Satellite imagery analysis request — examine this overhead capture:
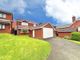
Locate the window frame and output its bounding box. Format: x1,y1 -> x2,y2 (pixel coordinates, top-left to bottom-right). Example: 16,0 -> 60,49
0,24 -> 5,30
0,13 -> 6,19
3,14 -> 6,18
0,13 -> 3,18
21,29 -> 29,33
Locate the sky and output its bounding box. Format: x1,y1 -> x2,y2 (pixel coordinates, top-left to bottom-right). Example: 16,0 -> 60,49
0,0 -> 80,26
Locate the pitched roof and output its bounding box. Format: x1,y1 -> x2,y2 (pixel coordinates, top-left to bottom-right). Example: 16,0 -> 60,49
70,20 -> 80,27
0,19 -> 12,24
13,20 -> 54,30
0,9 -> 12,14
30,23 -> 54,30
56,24 -> 71,28
16,20 -> 37,24
17,25 -> 31,29
56,28 -> 77,32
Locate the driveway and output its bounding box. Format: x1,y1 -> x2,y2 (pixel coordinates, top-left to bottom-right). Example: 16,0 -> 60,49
47,38 -> 80,60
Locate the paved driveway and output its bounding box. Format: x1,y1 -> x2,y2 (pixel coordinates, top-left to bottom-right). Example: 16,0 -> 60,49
47,38 -> 80,60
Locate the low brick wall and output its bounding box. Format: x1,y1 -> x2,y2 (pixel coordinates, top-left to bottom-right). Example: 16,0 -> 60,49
57,32 -> 71,38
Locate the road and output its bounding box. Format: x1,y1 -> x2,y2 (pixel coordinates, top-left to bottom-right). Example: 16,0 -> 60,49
47,38 -> 80,60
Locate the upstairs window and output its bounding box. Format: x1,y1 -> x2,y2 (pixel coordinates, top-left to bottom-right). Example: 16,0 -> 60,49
21,29 -> 29,33
0,24 -> 5,29
21,22 -> 28,26
0,13 -> 6,19
34,24 -> 36,27
3,14 -> 6,18
0,13 -> 3,18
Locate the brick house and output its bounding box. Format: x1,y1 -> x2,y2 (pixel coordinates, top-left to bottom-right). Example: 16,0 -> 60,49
56,16 -> 80,37
0,10 -> 13,33
29,23 -> 55,39
12,20 -> 38,35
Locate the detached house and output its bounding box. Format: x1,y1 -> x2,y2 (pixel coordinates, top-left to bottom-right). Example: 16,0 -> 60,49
12,20 -> 37,35
0,10 -> 13,33
56,16 -> 80,37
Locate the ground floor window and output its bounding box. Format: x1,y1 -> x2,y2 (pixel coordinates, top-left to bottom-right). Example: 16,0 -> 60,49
0,24 -> 5,29
21,29 -> 29,33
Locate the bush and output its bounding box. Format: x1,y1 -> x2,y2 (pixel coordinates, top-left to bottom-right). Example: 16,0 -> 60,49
0,34 -> 51,60
71,32 -> 80,41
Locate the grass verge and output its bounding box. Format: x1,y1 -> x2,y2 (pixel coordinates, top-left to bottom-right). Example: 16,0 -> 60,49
69,40 -> 80,45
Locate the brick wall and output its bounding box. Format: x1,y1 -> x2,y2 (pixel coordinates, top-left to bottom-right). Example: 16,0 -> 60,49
28,23 -> 34,26
6,14 -> 13,20
57,32 -> 71,38
0,24 -> 11,33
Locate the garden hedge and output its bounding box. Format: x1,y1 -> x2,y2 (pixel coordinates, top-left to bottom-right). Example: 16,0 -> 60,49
71,32 -> 80,41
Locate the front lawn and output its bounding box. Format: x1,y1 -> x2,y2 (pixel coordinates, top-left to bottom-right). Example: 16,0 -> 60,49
0,34 -> 51,60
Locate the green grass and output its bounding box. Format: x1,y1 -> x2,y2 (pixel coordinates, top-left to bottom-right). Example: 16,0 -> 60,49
0,34 -> 51,60
69,40 -> 80,45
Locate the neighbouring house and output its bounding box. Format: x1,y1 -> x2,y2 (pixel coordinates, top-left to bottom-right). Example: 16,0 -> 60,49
56,16 -> 80,38
12,20 -> 38,35
0,10 -> 13,33
29,23 -> 55,39
13,20 -> 55,39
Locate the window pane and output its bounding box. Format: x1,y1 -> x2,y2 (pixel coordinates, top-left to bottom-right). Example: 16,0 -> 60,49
2,25 -> 5,29
3,14 -> 6,18
0,24 -> 2,29
0,13 -> 3,18
22,22 -> 28,26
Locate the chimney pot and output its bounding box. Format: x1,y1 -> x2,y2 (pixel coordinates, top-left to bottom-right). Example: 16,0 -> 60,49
72,16 -> 76,22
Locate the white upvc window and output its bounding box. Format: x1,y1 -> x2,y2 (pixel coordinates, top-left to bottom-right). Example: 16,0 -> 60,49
21,29 -> 29,33
0,13 -> 3,18
34,24 -> 36,27
0,13 -> 6,18
21,22 -> 28,26
3,14 -> 6,18
0,24 -> 2,29
0,24 -> 5,29
78,27 -> 80,32
2,25 -> 5,29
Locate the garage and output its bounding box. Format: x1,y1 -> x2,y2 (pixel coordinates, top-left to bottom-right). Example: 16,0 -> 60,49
43,28 -> 53,38
29,23 -> 55,39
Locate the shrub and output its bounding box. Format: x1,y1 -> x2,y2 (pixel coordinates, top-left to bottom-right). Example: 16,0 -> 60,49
71,32 -> 80,41
0,34 -> 51,60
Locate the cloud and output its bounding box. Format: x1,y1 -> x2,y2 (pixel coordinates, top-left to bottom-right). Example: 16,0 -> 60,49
25,0 -> 45,8
0,0 -> 26,14
45,0 -> 80,24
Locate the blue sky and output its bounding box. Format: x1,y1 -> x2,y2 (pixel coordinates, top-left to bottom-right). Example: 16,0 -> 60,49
0,0 -> 80,26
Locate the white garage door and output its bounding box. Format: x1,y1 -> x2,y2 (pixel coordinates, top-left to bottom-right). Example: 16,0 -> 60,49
43,28 -> 53,38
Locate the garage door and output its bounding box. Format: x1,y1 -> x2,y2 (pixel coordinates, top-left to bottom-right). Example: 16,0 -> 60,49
43,28 -> 53,38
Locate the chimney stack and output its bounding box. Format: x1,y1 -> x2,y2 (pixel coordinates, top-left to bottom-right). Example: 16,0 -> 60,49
72,16 -> 76,22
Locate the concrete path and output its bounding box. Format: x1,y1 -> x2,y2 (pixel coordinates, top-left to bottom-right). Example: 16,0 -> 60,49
47,38 -> 80,60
